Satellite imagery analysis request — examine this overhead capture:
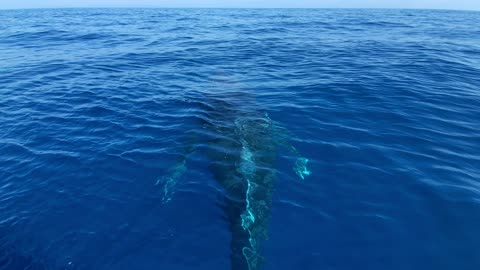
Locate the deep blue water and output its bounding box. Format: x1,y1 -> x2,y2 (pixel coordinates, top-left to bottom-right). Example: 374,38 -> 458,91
1,8 -> 480,270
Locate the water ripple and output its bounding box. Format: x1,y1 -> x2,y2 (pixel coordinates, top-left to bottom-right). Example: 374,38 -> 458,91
0,8 -> 480,270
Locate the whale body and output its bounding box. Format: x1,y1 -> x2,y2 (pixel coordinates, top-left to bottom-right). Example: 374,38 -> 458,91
202,95 -> 278,270
158,76 -> 310,270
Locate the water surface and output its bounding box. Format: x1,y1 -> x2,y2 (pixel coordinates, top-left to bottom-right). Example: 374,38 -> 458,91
1,8 -> 480,270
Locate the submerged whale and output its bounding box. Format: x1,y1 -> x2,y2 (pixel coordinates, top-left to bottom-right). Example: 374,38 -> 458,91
157,75 -> 310,270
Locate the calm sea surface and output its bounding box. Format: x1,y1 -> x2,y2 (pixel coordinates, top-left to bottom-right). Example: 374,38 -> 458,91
1,8 -> 480,270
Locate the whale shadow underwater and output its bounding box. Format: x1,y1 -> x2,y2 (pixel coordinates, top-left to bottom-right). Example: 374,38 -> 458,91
157,75 -> 311,270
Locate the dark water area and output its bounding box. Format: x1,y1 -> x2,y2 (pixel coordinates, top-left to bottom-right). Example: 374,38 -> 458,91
1,8 -> 480,270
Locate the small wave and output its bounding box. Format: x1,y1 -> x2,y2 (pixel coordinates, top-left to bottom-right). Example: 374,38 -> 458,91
1,8 -> 480,270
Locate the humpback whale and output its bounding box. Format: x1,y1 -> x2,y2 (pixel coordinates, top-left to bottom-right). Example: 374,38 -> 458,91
157,74 -> 311,270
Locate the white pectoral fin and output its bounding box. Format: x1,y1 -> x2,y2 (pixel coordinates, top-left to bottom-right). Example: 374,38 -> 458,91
294,157 -> 311,180
156,161 -> 187,203
156,176 -> 175,203
286,145 -> 311,180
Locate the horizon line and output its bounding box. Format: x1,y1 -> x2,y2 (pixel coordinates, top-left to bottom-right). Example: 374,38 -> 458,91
1,6 -> 479,12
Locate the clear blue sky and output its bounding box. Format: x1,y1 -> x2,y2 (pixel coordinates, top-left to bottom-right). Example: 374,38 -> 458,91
1,0 -> 480,10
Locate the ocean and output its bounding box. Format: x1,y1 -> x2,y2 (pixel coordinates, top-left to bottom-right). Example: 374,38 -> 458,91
1,8 -> 480,270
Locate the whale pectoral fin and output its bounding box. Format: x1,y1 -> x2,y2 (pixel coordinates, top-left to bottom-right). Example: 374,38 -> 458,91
155,176 -> 175,204
264,114 -> 312,181
156,160 -> 187,203
284,145 -> 312,180
157,130 -> 200,203
294,157 -> 311,180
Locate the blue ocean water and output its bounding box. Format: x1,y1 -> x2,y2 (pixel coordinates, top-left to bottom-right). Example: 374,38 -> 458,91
1,8 -> 480,270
